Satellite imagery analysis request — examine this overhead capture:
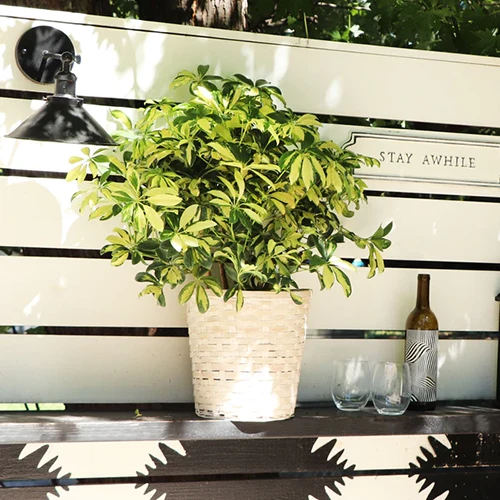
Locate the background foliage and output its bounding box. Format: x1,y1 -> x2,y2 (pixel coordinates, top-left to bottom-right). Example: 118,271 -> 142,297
2,0 -> 499,57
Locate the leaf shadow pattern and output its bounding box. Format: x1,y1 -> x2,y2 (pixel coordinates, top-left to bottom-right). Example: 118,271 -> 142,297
9,443 -> 71,496
305,438 -> 355,499
135,438 -> 355,500
409,434 -> 500,500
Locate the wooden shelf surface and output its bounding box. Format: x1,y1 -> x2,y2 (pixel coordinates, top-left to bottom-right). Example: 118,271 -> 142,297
0,403 -> 499,444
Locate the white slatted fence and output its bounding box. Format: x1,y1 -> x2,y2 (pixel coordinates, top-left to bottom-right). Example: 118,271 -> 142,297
0,5 -> 498,403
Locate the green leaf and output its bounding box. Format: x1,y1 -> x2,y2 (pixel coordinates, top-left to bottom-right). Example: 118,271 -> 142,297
137,239 -> 160,252
196,285 -> 210,313
178,281 -> 196,304
135,272 -> 157,284
69,156 -> 83,164
197,64 -> 209,77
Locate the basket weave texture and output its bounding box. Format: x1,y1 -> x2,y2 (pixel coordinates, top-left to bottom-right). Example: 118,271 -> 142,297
186,290 -> 312,421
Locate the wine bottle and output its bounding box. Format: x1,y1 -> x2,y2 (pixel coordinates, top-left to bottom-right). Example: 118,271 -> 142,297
404,274 -> 438,411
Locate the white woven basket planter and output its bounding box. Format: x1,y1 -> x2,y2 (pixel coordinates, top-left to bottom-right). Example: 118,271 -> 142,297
186,289 -> 312,421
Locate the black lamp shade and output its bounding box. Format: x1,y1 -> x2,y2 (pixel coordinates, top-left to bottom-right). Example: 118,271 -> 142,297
7,26 -> 116,146
7,98 -> 116,146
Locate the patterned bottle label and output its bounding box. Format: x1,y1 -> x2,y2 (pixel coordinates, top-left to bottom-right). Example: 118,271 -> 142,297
404,329 -> 438,403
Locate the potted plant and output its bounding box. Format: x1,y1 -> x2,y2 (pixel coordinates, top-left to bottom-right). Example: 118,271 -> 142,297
67,65 -> 392,421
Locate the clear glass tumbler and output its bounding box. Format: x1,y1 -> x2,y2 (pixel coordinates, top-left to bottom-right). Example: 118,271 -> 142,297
372,362 -> 411,416
331,359 -> 371,411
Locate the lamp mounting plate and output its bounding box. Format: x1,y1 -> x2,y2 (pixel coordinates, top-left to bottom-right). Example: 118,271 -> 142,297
15,26 -> 76,84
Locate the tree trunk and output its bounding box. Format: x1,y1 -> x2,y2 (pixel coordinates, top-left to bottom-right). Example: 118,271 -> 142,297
0,0 -> 113,16
137,0 -> 248,30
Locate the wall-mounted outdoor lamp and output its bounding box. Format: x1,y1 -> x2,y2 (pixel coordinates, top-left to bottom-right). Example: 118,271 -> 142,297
6,26 -> 115,145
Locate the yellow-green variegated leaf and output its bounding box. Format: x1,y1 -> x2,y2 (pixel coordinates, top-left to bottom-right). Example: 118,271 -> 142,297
106,234 -> 129,246
185,220 -> 217,233
196,285 -> 210,313
89,205 -> 114,220
236,289 -> 244,311
296,113 -> 321,127
198,118 -> 211,132
214,124 -> 232,142
322,265 -> 335,289
270,191 -> 295,207
301,156 -> 314,189
374,247 -> 385,273
111,250 -> 128,266
289,156 -> 301,185
109,157 -> 126,175
242,208 -> 262,224
147,194 -> 182,207
327,165 -> 343,192
66,165 -> 85,183
208,142 -> 235,161
180,234 -> 199,247
178,281 -> 196,304
171,234 -> 183,252
234,170 -> 245,200
110,109 -> 132,129
290,291 -> 304,305
179,204 -> 199,229
143,204 -> 164,232
135,206 -> 147,233
332,267 -> 352,297
310,156 -> 326,185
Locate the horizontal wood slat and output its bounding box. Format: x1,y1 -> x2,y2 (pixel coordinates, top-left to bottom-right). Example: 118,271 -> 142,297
0,436 -> 452,479
0,257 -> 497,331
0,176 -> 498,262
0,474 -> 498,499
0,336 -> 494,403
1,7 -> 500,127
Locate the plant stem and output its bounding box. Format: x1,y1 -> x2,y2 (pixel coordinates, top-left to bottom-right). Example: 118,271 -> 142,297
219,262 -> 229,289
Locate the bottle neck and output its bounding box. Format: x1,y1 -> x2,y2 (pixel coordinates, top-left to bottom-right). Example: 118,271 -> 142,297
416,275 -> 430,309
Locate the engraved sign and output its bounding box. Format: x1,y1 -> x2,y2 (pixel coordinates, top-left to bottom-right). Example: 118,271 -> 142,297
344,133 -> 500,186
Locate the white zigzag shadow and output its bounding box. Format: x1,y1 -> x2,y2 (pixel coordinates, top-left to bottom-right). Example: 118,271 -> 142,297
48,483 -> 167,500
308,435 -> 452,500
19,440 -> 186,479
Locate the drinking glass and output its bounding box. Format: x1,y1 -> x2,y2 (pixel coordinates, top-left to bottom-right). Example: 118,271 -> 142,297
372,362 -> 411,416
331,359 -> 371,411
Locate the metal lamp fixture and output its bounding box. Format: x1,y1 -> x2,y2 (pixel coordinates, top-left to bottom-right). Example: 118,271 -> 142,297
6,26 -> 115,146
